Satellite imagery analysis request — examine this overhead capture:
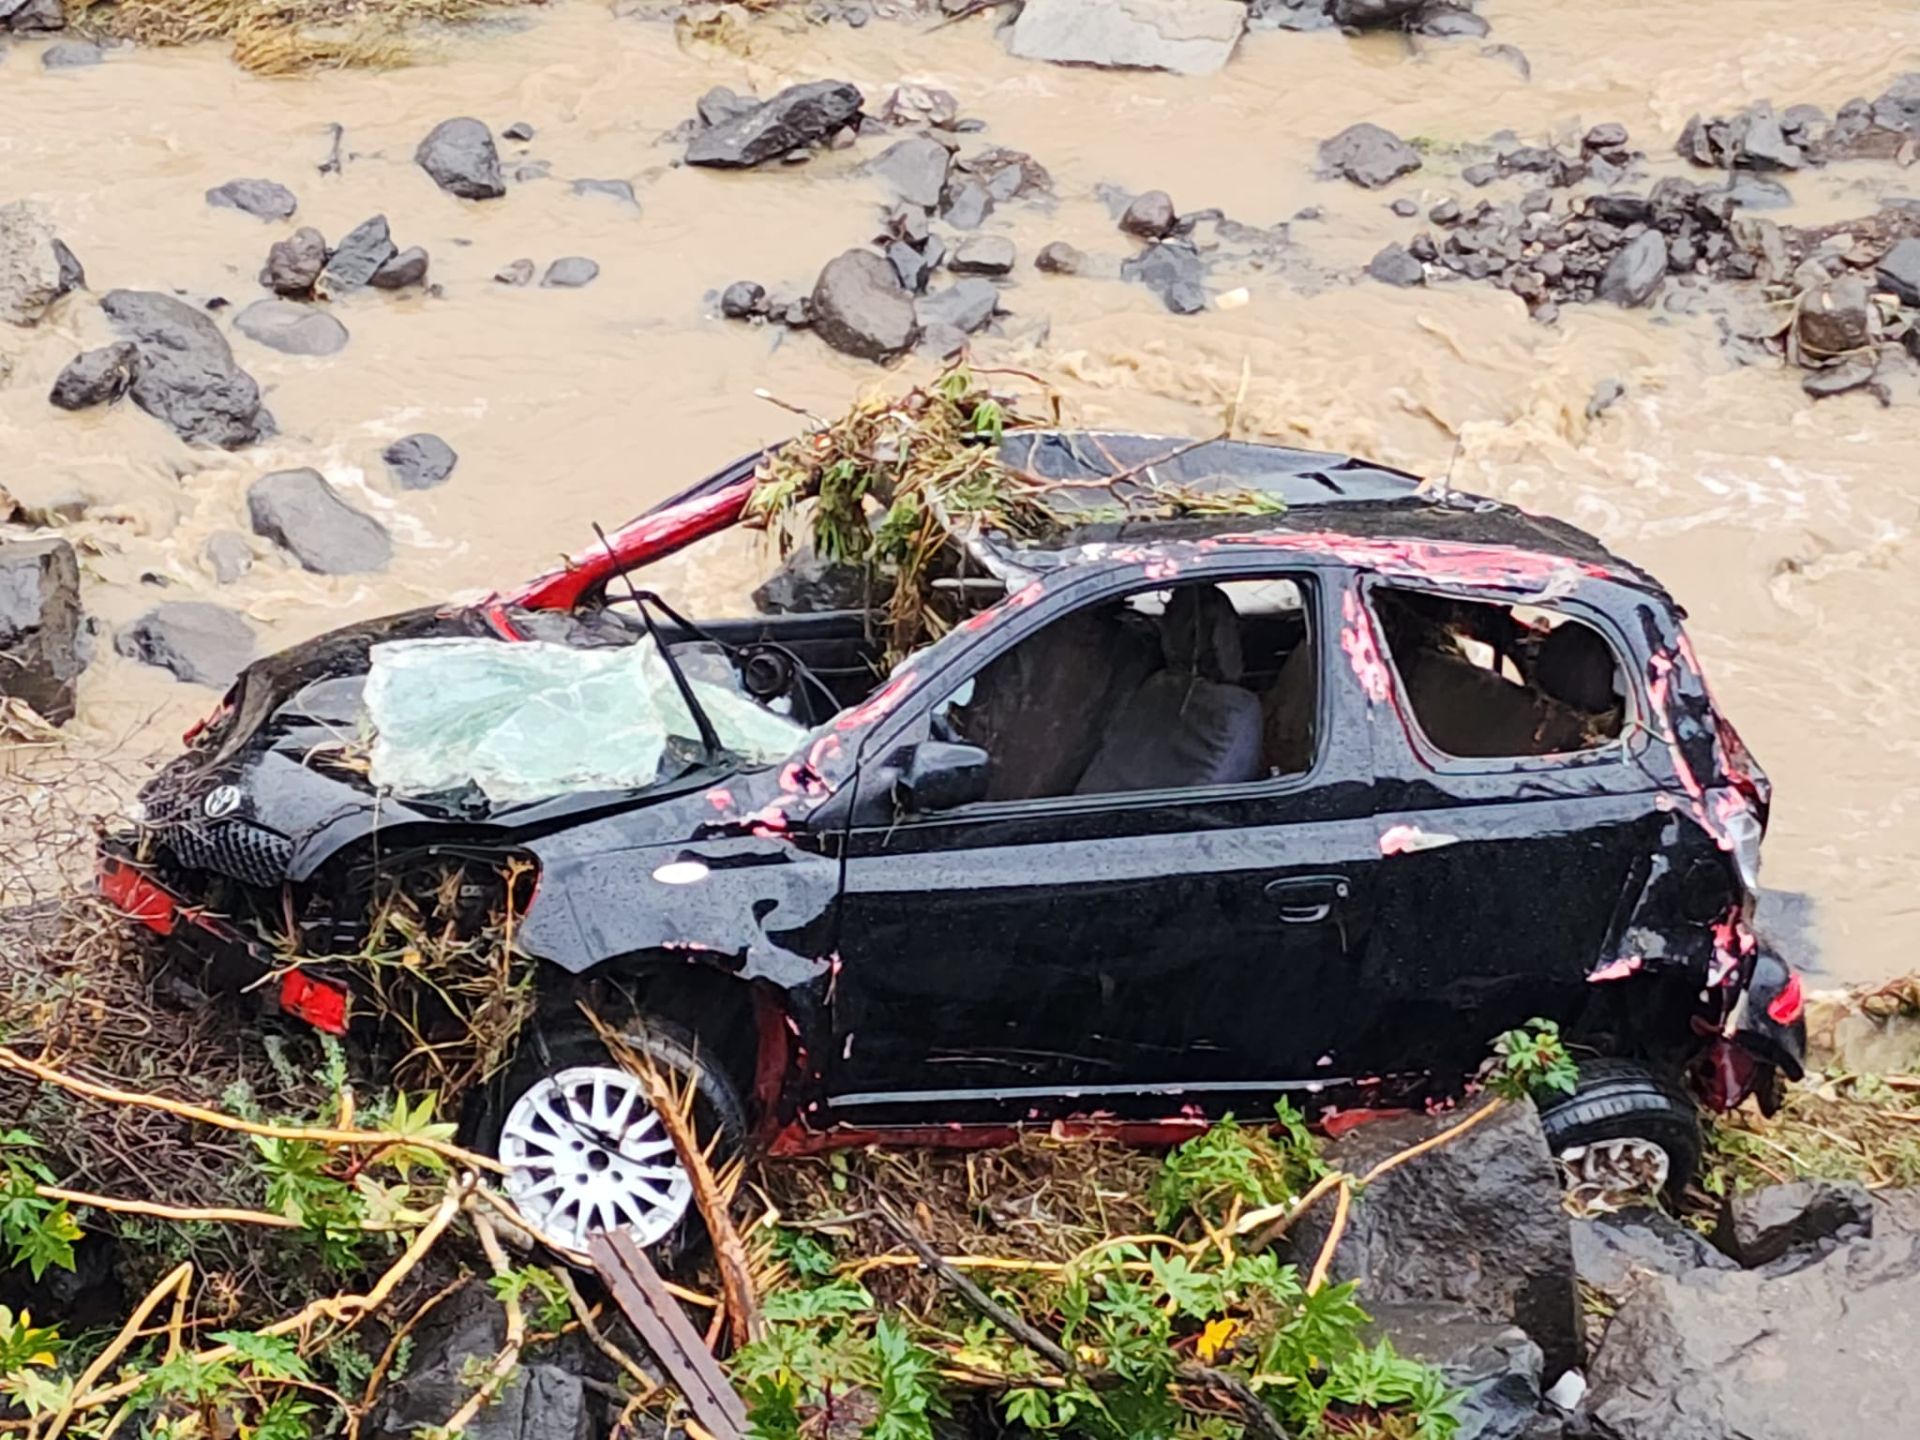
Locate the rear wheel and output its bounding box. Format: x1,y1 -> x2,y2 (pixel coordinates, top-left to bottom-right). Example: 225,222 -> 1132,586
487,1019 -> 745,1257
1537,1058 -> 1702,1205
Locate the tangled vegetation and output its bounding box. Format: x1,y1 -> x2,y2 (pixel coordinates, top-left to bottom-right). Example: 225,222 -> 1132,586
747,367 -> 1283,660
67,0 -> 540,75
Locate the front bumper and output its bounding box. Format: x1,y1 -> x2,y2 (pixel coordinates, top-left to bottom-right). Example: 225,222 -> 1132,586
97,845 -> 351,1035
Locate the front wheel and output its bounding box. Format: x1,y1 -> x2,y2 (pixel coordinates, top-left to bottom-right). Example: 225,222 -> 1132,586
486,1019 -> 745,1257
1537,1058 -> 1703,1205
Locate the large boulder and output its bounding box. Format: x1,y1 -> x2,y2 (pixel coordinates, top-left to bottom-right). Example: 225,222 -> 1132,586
686,81 -> 864,168
115,603 -> 254,688
1287,1103 -> 1580,1376
1121,240 -> 1208,314
205,178 -> 298,222
0,201 -> 81,326
1586,1232 -> 1920,1440
415,118 -> 506,200
101,290 -> 273,449
232,300 -> 348,357
247,469 -> 392,575
0,538 -> 84,725
1795,274 -> 1875,358
810,250 -> 919,361
1007,0 -> 1247,77
869,136 -> 952,209
1597,230 -> 1667,306
1571,1206 -> 1736,1305
1360,1301 -> 1549,1440
317,215 -> 396,299
382,433 -> 458,490
261,227 -> 329,298
1712,1180 -> 1874,1271
1318,123 -> 1423,188
1875,236 -> 1920,306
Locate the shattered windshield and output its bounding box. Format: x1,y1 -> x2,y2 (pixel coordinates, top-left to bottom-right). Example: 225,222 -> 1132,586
363,636 -> 805,806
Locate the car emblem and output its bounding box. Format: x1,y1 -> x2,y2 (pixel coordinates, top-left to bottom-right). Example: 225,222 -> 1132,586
202,785 -> 244,820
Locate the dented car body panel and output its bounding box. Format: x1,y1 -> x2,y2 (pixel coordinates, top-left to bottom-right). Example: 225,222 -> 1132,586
102,434 -> 1803,1147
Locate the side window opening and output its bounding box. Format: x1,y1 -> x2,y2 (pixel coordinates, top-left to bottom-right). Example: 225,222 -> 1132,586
1371,587 -> 1625,760
935,575 -> 1317,802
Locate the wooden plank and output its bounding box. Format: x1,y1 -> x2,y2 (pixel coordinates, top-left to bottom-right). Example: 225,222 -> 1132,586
590,1230 -> 750,1440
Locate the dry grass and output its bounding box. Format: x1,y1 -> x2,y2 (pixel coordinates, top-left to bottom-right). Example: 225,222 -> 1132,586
71,0 -> 548,75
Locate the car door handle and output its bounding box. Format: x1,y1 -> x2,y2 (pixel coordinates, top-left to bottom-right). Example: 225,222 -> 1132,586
1265,876 -> 1350,925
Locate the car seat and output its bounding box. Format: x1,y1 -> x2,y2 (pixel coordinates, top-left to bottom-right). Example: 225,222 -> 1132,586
1074,585 -> 1265,794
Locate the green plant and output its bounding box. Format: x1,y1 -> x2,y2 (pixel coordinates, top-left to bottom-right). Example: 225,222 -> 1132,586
1485,1019 -> 1580,1102
0,1131 -> 80,1280
489,1265 -> 573,1333
1151,1101 -> 1328,1229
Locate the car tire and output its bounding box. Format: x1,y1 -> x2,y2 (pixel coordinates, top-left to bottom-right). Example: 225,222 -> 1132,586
1537,1058 -> 1703,1202
484,1016 -> 746,1260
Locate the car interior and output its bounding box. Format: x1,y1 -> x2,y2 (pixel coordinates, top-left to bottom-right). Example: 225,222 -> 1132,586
941,577 -> 1318,801
1371,587 -> 1625,758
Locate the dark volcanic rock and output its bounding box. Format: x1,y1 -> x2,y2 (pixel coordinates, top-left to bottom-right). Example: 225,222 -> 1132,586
41,40 -> 101,69
370,246 -> 429,290
1584,122 -> 1630,153
382,433 -> 458,491
1367,241 -> 1425,286
1119,189 -> 1178,239
1288,1103 -> 1579,1376
49,343 -> 138,411
1571,1207 -> 1737,1305
247,469 -> 392,575
1597,230 -> 1667,306
206,178 -> 297,222
0,201 -> 81,326
940,178 -> 994,230
494,258 -> 535,286
541,257 -> 600,288
1361,1302 -> 1547,1440
317,215 -> 396,298
869,137 -> 951,208
1,0 -> 65,33
0,537 -> 84,725
102,290 -> 271,448
1795,274 -> 1874,357
415,118 -> 506,199
720,281 -> 768,318
696,86 -> 760,129
1587,1232 -> 1920,1440
914,278 -> 998,335
571,178 -> 638,208
1875,236 -> 1920,305
887,241 -> 932,292
260,227 -> 328,297
810,250 -> 918,360
1319,122 -> 1422,188
233,300 -> 348,357
1412,5 -> 1489,39
1332,0 -> 1425,24
1714,1181 -> 1874,1270
502,121 -> 535,142
115,603 -> 254,688
686,81 -> 863,168
949,236 -> 1015,276
1035,240 -> 1087,274
1122,241 -> 1208,314
203,531 -> 253,585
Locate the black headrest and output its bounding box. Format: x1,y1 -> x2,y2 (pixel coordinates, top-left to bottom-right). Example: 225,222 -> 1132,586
1160,585 -> 1243,683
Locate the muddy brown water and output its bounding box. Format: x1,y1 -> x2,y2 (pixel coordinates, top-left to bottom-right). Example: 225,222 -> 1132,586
4,0 -> 1920,980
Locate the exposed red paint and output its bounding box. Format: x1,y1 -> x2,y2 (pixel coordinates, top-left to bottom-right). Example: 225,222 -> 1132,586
833,666 -> 918,732
1320,1107 -> 1412,1139
99,856 -> 177,935
749,988 -> 791,1144
279,970 -> 350,1035
482,603 -> 526,641
1587,955 -> 1644,984
1211,530 -> 1613,588
1709,908 -> 1757,987
1143,557 -> 1181,582
504,475 -> 755,611
1695,1038 -> 1761,1111
703,787 -> 735,813
1767,972 -> 1805,1026
1340,589 -> 1391,704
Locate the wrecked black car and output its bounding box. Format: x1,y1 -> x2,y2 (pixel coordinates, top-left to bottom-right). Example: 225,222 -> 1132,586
102,424 -> 1806,1254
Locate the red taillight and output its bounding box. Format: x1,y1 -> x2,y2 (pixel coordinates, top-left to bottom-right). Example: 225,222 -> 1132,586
280,971 -> 350,1035
1766,972 -> 1805,1026
99,858 -> 178,935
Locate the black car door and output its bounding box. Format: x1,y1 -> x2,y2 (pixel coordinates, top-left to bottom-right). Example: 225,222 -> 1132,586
822,567 -> 1382,1129
1353,578 -> 1663,1079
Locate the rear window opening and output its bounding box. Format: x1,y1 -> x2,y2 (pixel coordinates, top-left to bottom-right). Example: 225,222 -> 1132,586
1371,587 -> 1625,759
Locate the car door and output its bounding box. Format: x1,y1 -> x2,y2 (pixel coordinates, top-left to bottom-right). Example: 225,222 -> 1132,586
1354,577 -> 1664,1080
822,566 -> 1383,1129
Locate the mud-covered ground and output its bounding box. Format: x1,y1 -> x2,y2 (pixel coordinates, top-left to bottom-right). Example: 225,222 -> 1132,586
6,0 -> 1920,980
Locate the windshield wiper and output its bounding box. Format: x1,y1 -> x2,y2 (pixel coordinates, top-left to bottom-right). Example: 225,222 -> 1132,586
593,524 -> 724,764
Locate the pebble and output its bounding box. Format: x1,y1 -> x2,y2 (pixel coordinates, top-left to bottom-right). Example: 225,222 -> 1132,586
541,257 -> 600,288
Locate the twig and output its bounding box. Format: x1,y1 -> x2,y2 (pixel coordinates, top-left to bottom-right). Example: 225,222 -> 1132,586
1306,1183 -> 1352,1295
1174,1364 -> 1291,1440
0,1045 -> 501,1171
438,1212 -> 525,1436
1239,1171 -> 1349,1252
874,1198 -> 1078,1375
558,1268 -> 661,1400
1356,1099 -> 1507,1185
36,1184 -> 300,1229
43,1263 -> 193,1440
359,1273 -> 471,1415
472,1186 -> 722,1310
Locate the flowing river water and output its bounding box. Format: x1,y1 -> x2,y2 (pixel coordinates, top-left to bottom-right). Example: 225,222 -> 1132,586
4,0 -> 1920,981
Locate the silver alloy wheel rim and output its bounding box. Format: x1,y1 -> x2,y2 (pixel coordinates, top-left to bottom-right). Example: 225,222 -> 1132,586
1558,1137 -> 1671,1212
498,1064 -> 694,1252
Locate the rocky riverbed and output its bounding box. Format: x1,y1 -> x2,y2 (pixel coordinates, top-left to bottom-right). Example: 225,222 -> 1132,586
6,0 -> 1920,982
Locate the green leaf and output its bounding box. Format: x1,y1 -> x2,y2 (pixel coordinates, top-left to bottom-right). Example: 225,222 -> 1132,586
211,1329 -> 310,1382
